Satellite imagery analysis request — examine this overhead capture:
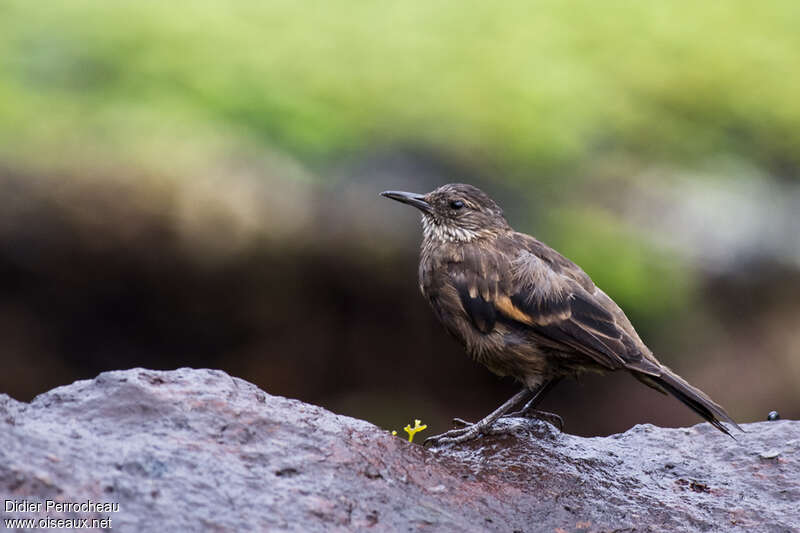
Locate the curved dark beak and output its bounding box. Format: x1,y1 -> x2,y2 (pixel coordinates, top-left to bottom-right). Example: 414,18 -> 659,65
380,190 -> 432,214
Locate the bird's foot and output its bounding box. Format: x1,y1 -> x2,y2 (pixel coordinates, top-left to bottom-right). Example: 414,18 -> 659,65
424,419 -> 491,447
426,414 -> 556,447
502,408 -> 564,432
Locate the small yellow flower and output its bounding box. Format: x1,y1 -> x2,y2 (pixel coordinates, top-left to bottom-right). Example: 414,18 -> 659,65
403,419 -> 428,443
391,430 -> 397,436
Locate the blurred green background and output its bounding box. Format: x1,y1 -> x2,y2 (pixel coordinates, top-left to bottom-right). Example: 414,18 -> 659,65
0,1 -> 798,436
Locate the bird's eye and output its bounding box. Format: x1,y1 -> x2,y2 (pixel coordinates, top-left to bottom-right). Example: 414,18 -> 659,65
450,200 -> 465,210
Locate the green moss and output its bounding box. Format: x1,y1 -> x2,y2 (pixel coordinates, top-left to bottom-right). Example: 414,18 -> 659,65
1,1 -> 798,175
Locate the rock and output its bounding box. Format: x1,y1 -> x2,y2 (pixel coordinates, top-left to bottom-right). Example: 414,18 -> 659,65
0,368 -> 797,532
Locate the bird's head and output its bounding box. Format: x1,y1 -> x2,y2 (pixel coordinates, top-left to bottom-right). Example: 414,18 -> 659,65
380,183 -> 511,243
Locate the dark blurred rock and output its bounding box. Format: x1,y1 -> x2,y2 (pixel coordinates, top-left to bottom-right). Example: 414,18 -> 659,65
0,368 -> 797,532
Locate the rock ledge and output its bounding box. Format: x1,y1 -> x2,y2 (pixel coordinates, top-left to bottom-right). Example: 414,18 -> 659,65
1,368 -> 797,532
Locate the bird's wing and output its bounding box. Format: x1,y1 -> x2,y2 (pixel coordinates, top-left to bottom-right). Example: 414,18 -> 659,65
447,245 -> 503,335
450,235 -> 661,375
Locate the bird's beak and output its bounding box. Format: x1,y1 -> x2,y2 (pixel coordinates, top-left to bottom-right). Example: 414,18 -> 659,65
379,190 -> 432,214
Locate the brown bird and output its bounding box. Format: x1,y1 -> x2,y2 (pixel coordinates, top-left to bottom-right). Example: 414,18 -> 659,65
381,183 -> 740,446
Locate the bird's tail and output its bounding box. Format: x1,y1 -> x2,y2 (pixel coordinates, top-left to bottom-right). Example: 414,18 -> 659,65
636,368 -> 742,438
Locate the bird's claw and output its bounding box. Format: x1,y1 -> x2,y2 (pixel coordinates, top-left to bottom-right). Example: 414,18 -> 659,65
424,423 -> 485,447
451,417 -> 472,428
502,409 -> 564,432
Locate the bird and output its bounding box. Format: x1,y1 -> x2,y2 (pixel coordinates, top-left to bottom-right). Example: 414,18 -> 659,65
380,183 -> 741,446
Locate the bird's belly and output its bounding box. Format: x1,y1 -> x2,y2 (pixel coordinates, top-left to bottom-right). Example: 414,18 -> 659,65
463,324 -> 554,388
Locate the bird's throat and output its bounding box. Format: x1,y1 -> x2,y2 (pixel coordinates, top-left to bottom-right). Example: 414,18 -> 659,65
421,216 -> 482,243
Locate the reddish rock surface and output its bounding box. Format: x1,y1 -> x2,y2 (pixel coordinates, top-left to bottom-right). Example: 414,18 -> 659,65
0,368 -> 797,532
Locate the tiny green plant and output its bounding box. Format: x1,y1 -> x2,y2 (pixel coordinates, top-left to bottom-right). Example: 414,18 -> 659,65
392,419 -> 427,443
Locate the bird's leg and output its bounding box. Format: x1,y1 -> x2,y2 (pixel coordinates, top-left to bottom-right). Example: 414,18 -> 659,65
451,390 -> 535,428
424,388 -> 533,447
451,388 -> 535,428
502,378 -> 564,431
